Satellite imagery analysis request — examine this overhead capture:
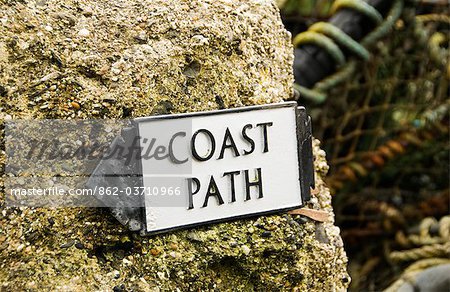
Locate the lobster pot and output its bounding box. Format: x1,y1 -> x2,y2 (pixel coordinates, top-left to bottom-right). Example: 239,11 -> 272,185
286,1 -> 449,289
289,2 -> 449,200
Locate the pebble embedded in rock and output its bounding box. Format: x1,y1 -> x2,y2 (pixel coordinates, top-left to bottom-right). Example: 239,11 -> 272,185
0,84 -> 6,96
113,270 -> 120,279
191,34 -> 209,46
169,251 -> 180,258
77,28 -> 90,37
82,7 -> 93,17
75,242 -> 84,249
186,231 -> 201,242
229,241 -> 238,248
241,245 -> 251,255
261,231 -> 272,238
60,240 -> 75,248
111,67 -> 121,75
254,222 -> 265,229
315,223 -> 330,244
288,219 -> 300,228
134,32 -> 147,44
36,0 -> 47,7
113,284 -> 125,292
182,60 -> 201,78
71,101 -> 80,110
16,244 -> 25,252
295,216 -> 309,225
122,258 -> 132,265
150,248 -> 160,256
151,100 -> 174,115
215,95 -> 225,109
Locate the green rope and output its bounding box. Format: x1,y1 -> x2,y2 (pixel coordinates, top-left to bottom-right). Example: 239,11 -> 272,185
361,0 -> 403,46
293,31 -> 346,67
315,61 -> 357,92
293,83 -> 327,103
294,0 -> 405,103
331,0 -> 383,25
310,22 -> 370,60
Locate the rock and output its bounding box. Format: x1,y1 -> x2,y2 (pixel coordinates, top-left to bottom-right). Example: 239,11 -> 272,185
150,248 -> 160,256
315,223 -> 330,244
182,60 -> 202,78
81,6 -> 93,17
77,28 -> 90,37
0,0 -> 348,291
150,100 -> 174,116
16,244 -> 25,252
241,245 -> 251,255
0,84 -> 6,96
60,240 -> 75,249
186,231 -> 202,242
191,35 -> 209,46
134,32 -> 148,44
113,270 -> 120,279
112,284 -> 125,292
70,101 -> 81,110
74,242 -> 84,249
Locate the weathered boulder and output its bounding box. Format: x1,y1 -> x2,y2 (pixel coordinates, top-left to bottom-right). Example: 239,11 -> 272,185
0,0 -> 349,290
0,0 -> 293,119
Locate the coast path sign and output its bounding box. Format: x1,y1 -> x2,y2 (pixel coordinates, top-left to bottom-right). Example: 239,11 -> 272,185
88,102 -> 314,235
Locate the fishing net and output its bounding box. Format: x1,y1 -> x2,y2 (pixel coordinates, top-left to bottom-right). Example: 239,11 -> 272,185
280,0 -> 449,289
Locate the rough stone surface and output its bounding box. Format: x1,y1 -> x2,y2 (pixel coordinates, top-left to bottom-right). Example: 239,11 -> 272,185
0,0 -> 293,119
0,0 -> 349,290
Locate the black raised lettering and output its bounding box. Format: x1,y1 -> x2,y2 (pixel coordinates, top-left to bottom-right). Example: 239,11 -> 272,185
187,177 -> 200,210
244,168 -> 263,200
256,122 -> 273,153
242,124 -> 255,155
223,170 -> 240,203
218,127 -> 240,159
202,176 -> 225,207
191,129 -> 216,162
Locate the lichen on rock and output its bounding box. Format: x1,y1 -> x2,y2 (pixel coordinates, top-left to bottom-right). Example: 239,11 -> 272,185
0,0 -> 349,290
0,0 -> 293,120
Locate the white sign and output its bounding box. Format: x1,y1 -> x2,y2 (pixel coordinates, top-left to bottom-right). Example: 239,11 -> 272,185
135,102 -> 313,234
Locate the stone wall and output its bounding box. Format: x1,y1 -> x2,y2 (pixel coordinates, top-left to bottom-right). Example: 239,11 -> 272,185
0,0 -> 349,290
